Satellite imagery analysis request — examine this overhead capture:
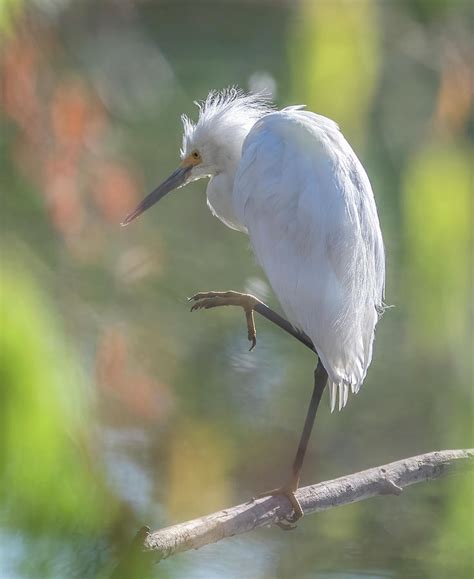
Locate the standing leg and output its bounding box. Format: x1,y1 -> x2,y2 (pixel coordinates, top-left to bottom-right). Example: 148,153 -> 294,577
257,358 -> 327,527
291,359 -> 328,487
287,360 -> 328,515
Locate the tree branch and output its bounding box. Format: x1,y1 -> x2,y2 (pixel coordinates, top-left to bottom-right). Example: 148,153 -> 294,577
142,449 -> 473,559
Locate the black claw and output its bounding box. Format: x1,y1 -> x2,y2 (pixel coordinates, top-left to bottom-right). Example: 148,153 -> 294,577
288,512 -> 300,524
189,293 -> 206,302
276,520 -> 298,531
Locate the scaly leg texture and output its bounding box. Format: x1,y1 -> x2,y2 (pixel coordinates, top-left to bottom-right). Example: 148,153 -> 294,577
189,291 -> 261,350
189,290 -> 315,352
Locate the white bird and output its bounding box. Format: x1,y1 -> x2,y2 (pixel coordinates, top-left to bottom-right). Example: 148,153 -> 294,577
122,88 -> 385,524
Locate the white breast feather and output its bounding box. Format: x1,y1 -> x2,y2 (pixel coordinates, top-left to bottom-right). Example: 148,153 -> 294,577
232,110 -> 385,411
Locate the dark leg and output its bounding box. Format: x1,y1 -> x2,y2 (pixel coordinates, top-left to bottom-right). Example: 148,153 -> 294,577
254,302 -> 315,353
291,359 -> 328,486
188,291 -> 315,353
258,358 -> 328,528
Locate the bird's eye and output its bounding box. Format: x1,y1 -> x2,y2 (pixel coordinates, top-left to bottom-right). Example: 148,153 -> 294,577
192,151 -> 200,159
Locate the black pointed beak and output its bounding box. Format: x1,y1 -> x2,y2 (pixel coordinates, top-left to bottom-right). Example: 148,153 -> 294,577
121,165 -> 192,226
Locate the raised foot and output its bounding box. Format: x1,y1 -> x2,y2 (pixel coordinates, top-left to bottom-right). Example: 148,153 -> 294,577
254,480 -> 304,530
188,291 -> 262,351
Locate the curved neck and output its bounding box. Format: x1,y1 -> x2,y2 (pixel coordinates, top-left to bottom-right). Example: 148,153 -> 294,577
206,169 -> 246,233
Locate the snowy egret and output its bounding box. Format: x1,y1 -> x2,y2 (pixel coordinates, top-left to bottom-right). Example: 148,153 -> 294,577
122,88 -> 385,524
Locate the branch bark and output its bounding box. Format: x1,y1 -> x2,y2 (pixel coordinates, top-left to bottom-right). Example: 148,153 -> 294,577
142,449 -> 473,560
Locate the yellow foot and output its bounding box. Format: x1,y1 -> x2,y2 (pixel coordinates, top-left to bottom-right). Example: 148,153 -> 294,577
188,291 -> 262,351
254,480 -> 303,530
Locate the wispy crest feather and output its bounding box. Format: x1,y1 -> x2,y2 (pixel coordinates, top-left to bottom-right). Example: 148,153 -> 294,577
181,87 -> 273,158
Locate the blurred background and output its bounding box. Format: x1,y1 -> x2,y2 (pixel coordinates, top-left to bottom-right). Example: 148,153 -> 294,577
1,0 -> 473,577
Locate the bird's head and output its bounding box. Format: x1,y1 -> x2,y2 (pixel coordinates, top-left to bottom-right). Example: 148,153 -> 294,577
121,88 -> 272,226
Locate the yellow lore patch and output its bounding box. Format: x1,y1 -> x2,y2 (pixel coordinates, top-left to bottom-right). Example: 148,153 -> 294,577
181,150 -> 202,167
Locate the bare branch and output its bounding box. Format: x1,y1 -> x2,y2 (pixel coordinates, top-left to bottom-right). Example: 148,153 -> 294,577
142,449 -> 473,560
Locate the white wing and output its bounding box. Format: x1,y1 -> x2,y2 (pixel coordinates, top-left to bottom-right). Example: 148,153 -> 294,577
232,109 -> 385,411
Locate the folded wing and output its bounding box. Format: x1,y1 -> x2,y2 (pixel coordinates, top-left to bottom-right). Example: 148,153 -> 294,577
232,109 -> 385,410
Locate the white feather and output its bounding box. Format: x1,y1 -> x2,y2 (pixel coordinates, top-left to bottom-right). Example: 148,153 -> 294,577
181,89 -> 385,410
329,382 -> 337,413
